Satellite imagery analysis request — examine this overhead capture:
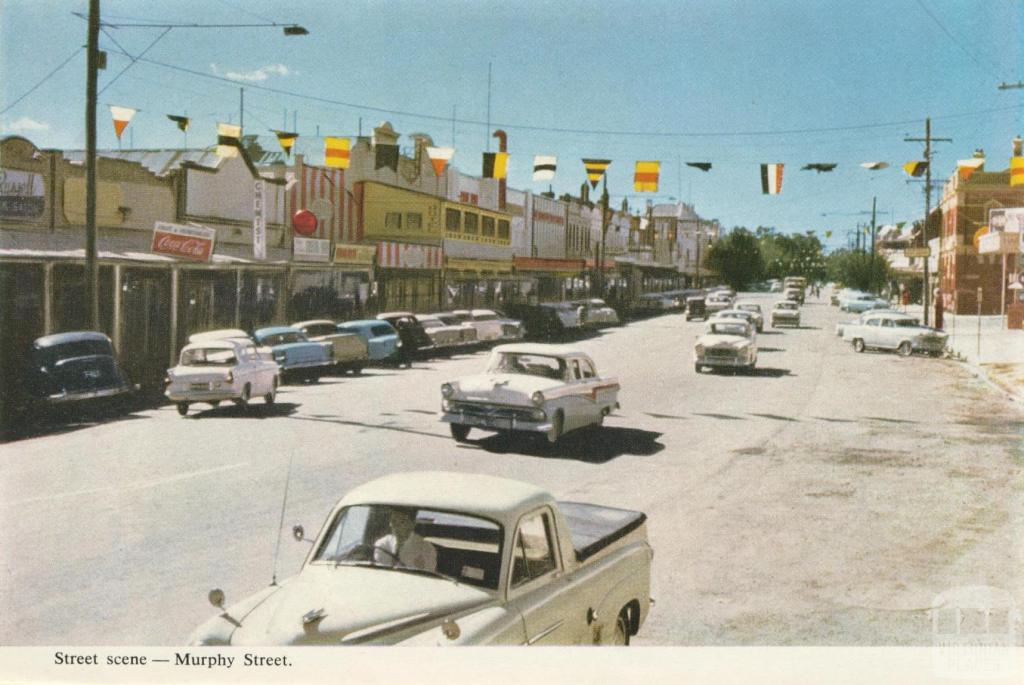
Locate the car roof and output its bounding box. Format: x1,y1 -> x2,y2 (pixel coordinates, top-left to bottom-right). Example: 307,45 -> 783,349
292,319 -> 335,328
181,338 -> 245,352
34,331 -> 111,347
188,328 -> 251,342
339,471 -> 551,522
254,326 -> 301,336
865,311 -> 916,320
492,343 -> 589,358
714,309 -> 753,317
377,311 -> 414,319
470,309 -> 498,315
338,319 -> 387,328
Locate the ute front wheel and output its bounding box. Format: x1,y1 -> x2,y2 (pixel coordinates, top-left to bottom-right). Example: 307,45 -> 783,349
852,338 -> 865,353
450,423 -> 471,442
897,341 -> 913,357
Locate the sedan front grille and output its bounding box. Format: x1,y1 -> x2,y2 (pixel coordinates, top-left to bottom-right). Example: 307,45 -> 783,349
704,348 -> 737,359
448,401 -> 538,422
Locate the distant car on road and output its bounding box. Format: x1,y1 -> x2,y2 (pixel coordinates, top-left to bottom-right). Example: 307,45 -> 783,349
694,319 -> 758,374
709,310 -> 760,340
685,296 -> 707,321
705,291 -> 735,313
733,302 -> 765,332
188,471 -> 653,646
505,303 -> 582,340
842,311 -> 948,356
572,298 -> 620,328
834,309 -> 901,337
441,343 -> 619,444
770,301 -> 801,328
165,337 -> 279,416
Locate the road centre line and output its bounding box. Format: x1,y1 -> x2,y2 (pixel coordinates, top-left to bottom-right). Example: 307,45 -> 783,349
4,462 -> 251,507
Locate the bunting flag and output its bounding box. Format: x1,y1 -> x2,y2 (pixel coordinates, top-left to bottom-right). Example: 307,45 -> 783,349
323,137 -> 350,169
482,151 -> 509,179
801,163 -> 837,173
273,130 -> 298,158
374,143 -> 399,171
633,161 -> 660,192
686,162 -> 712,172
956,158 -> 984,181
582,158 -> 611,189
109,105 -> 137,140
166,114 -> 189,132
1010,156 -> 1024,187
216,122 -> 241,157
426,146 -> 455,176
860,162 -> 889,170
760,163 -> 783,194
902,161 -> 928,177
532,155 -> 557,181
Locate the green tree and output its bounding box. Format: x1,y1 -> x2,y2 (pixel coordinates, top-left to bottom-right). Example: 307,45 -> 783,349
826,248 -> 891,292
706,228 -> 765,290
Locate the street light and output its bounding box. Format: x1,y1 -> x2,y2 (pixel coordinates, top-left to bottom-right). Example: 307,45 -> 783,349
81,2 -> 308,328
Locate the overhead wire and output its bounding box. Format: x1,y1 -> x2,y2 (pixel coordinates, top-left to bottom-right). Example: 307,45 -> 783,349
0,47 -> 84,115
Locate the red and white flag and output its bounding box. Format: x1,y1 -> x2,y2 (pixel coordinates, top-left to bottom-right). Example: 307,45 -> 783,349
109,105 -> 137,140
426,147 -> 454,176
760,163 -> 783,195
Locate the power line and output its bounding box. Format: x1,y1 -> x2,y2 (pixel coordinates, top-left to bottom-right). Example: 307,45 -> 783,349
913,0 -> 1005,80
99,46 -> 1024,141
0,47 -> 84,115
98,26 -> 172,95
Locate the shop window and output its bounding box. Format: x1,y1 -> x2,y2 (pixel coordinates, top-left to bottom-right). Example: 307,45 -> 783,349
482,216 -> 495,237
498,220 -> 510,240
446,208 -> 461,233
52,264 -> 114,336
406,213 -> 422,231
385,212 -> 402,231
464,212 -> 479,235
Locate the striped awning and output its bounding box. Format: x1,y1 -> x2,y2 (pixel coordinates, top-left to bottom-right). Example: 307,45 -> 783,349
376,241 -> 443,270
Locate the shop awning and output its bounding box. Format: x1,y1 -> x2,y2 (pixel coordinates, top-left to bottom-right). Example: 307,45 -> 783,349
513,256 -> 586,276
446,257 -> 513,274
0,247 -> 289,266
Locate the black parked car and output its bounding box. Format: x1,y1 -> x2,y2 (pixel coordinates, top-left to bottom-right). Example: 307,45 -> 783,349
3,332 -> 135,433
504,303 -> 582,341
375,312 -> 435,366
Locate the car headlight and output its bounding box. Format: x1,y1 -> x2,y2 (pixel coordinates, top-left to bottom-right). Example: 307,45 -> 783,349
531,408 -> 547,421
441,399 -> 452,411
441,383 -> 454,398
396,340 -> 403,348
694,344 -> 704,354
531,391 -> 544,406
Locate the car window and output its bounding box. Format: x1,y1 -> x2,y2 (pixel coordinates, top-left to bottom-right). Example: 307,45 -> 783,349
866,319 -> 881,327
369,325 -> 393,337
580,360 -> 596,379
474,313 -> 498,321
181,347 -> 237,366
511,511 -> 557,588
571,359 -> 582,380
487,353 -> 567,380
893,319 -> 920,327
260,332 -> 307,346
882,319 -> 895,328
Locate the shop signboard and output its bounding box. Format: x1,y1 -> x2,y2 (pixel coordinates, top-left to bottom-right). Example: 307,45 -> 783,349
0,169 -> 44,218
151,221 -> 216,262
293,237 -> 330,262
332,243 -> 376,266
904,246 -> 931,258
988,207 -> 1024,234
253,179 -> 266,260
376,240 -> 443,269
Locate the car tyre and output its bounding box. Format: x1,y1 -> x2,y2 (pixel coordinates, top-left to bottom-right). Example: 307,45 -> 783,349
694,363 -> 702,373
208,400 -> 220,408
351,366 -> 363,375
233,383 -> 251,407
450,423 -> 471,442
176,402 -> 189,416
547,411 -> 564,444
264,378 -> 277,405
897,341 -> 913,357
852,338 -> 865,353
608,608 -> 631,646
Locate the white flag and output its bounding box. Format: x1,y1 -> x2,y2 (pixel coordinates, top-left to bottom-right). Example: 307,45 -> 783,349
533,155 -> 557,181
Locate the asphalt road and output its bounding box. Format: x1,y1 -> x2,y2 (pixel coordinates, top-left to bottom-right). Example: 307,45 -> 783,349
1,292 -> 1021,645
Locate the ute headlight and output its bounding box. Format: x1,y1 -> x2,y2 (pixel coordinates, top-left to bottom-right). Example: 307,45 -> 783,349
531,391 -> 545,406
694,344 -> 705,354
441,383 -> 454,398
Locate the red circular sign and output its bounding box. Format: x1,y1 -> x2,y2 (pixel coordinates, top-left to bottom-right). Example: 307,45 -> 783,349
292,209 -> 318,236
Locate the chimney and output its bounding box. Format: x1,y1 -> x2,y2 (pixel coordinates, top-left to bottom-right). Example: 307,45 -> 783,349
580,182 -> 589,204
972,148 -> 985,159
1013,136 -> 1022,157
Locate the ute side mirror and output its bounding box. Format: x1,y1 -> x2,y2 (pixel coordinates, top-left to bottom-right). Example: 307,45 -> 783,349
292,524 -> 309,543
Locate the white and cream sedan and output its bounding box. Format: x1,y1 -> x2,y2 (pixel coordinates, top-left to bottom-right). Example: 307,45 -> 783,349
693,320 -> 758,373
165,337 -> 280,416
843,311 -> 948,356
440,344 -> 619,444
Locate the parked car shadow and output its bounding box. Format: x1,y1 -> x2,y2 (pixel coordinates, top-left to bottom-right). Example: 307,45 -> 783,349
757,347 -> 785,352
758,330 -> 783,336
472,425 -> 664,463
183,402 -> 299,419
748,367 -> 792,378
1,409 -> 151,443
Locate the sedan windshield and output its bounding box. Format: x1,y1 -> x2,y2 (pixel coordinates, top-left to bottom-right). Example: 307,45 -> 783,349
708,323 -> 750,337
181,348 -> 237,366
313,504 -> 503,590
486,352 -> 567,380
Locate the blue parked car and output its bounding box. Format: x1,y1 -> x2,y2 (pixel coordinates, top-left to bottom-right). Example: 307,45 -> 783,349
335,320 -> 400,363
841,293 -> 891,313
252,326 -> 334,383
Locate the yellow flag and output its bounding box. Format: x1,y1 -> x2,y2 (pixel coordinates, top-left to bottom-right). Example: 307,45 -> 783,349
324,137 -> 350,169
1011,156 -> 1024,187
633,161 -> 660,192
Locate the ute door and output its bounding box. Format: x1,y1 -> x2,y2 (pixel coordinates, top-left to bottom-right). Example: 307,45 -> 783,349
507,508 -> 587,645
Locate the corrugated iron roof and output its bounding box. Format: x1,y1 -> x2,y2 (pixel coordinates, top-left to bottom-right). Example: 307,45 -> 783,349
62,146 -> 287,177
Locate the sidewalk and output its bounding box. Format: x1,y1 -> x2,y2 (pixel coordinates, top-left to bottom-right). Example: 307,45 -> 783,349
903,304 -> 1024,403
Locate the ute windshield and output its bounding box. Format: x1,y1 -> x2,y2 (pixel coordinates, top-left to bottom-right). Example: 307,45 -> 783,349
486,351 -> 568,380
312,504 -> 503,590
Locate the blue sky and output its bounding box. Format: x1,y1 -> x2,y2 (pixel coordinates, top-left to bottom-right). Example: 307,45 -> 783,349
1,0 -> 1021,250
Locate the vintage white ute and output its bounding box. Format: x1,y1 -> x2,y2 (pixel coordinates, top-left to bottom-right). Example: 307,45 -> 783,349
440,344 -> 620,444
188,471 -> 653,646
842,310 -> 948,356
693,319 -> 758,373
165,337 -> 280,416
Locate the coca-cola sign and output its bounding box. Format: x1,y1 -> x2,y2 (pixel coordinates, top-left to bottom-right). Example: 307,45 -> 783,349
151,221 -> 216,262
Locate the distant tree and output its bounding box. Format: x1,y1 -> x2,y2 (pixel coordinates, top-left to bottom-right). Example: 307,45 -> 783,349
757,229 -> 826,281
706,228 -> 765,290
827,248 -> 891,292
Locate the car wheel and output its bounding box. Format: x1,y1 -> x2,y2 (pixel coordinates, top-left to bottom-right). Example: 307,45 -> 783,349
264,378 -> 277,405
233,384 -> 251,406
208,400 -> 220,408
547,411 -> 564,444
176,402 -> 189,416
897,341 -> 913,357
852,338 -> 865,353
450,423 -> 471,442
607,608 -> 631,646
352,366 -> 363,375
694,363 -> 702,373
